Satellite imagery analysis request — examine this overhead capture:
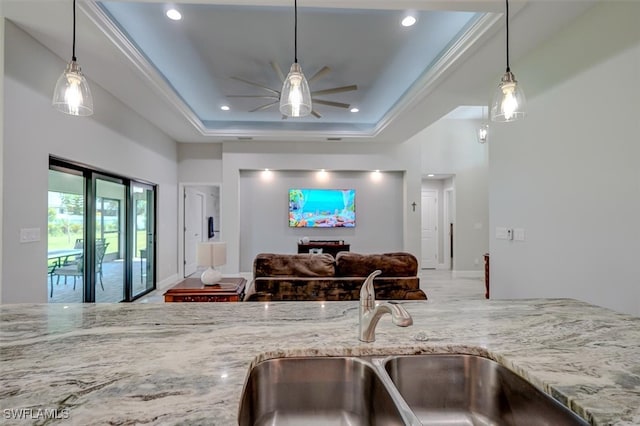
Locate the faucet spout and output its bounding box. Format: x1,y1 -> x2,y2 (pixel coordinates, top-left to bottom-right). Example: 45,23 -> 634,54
359,270 -> 412,342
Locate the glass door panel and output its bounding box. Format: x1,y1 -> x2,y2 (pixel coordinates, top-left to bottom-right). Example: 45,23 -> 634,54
95,178 -> 126,302
132,183 -> 155,297
49,158 -> 157,302
47,169 -> 85,303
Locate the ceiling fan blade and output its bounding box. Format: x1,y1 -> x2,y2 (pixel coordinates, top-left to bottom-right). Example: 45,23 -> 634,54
308,66 -> 331,83
312,85 -> 358,96
270,61 -> 286,83
227,95 -> 279,99
230,76 -> 280,95
311,110 -> 322,118
249,101 -> 279,113
312,99 -> 350,109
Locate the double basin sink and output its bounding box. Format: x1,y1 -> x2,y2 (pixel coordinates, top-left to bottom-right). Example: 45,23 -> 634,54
238,354 -> 589,425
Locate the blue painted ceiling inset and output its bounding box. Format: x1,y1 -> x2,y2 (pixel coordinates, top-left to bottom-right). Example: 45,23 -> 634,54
98,2 -> 479,132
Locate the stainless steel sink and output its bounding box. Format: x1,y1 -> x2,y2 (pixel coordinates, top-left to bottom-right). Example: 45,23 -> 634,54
238,357 -> 405,426
383,354 -> 589,426
238,354 -> 589,426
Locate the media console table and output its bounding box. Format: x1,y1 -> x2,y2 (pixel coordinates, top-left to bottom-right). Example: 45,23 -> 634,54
297,240 -> 350,257
164,277 -> 246,302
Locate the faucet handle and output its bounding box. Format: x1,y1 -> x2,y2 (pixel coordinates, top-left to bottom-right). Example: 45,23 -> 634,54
360,269 -> 382,305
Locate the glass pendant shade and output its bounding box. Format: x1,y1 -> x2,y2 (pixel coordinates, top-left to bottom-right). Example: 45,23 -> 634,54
477,123 -> 489,144
490,70 -> 525,122
279,63 -> 312,117
52,60 -> 94,116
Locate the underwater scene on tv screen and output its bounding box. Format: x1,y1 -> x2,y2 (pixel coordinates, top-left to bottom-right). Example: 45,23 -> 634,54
289,188 -> 355,228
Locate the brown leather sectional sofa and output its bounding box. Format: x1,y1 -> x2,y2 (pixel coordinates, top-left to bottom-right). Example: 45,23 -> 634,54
244,252 -> 427,301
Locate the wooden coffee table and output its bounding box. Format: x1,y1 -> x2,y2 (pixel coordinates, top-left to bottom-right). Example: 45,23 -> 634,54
164,277 -> 246,302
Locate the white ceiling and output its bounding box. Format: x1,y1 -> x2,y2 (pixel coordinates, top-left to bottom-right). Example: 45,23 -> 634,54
3,0 -> 597,143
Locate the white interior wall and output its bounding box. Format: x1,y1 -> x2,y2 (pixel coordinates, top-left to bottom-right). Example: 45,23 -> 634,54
489,2 -> 640,316
413,119 -> 489,273
0,17 -> 4,302
222,139 -> 422,273
177,143 -> 223,183
239,170 -> 404,271
2,21 -> 179,302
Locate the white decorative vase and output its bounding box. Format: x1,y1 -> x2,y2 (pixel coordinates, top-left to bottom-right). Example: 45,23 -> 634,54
201,267 -> 222,285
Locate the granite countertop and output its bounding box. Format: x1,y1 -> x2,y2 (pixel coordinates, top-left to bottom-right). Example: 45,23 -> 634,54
1,299 -> 639,425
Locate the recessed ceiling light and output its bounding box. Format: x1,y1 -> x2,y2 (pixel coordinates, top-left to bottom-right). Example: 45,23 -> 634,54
401,16 -> 417,27
350,107 -> 359,113
220,105 -> 230,111
427,174 -> 435,177
166,9 -> 182,21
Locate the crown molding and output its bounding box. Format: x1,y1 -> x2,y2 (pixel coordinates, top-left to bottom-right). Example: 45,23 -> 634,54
81,1 -> 498,141
372,12 -> 501,137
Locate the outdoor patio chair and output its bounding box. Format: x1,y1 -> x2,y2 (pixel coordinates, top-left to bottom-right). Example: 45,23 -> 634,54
54,242 -> 109,291
48,261 -> 58,298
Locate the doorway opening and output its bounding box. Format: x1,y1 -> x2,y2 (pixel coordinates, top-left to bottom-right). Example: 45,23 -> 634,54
421,176 -> 455,270
180,184 -> 221,278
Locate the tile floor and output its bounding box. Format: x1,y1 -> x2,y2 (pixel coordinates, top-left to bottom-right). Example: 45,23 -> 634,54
48,258 -> 152,303
134,269 -> 486,304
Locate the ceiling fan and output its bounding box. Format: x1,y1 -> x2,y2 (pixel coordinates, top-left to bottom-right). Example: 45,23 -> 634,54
228,61 -> 357,118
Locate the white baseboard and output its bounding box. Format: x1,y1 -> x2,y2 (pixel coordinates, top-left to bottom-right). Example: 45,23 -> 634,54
436,263 -> 450,270
157,273 -> 180,290
452,270 -> 483,279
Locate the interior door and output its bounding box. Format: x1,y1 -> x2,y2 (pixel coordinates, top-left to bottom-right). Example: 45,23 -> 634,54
184,188 -> 204,277
421,190 -> 438,269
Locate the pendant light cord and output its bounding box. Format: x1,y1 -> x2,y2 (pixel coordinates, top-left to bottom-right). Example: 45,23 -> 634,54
72,0 -> 77,61
505,0 -> 510,72
294,0 -> 298,63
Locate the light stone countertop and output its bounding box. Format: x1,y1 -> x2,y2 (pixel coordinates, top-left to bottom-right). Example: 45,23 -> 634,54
1,299 -> 639,425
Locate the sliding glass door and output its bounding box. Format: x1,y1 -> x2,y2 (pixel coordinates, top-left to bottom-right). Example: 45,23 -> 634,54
47,168 -> 85,303
48,158 -> 156,303
132,183 -> 155,297
94,176 -> 127,302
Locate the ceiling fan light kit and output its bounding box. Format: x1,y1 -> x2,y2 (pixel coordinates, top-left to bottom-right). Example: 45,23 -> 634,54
52,0 -> 94,117
490,0 -> 526,122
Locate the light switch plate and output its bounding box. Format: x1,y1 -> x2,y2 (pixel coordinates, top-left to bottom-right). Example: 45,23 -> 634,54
496,227 -> 508,240
514,228 -> 526,241
20,228 -> 41,243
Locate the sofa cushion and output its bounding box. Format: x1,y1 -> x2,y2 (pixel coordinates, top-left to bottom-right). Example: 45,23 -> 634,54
335,252 -> 417,277
254,253 -> 335,278
246,276 -> 426,301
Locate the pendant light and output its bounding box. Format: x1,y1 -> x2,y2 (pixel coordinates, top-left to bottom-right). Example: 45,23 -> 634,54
478,106 -> 489,144
477,123 -> 489,144
52,0 -> 94,116
490,0 -> 525,122
279,0 -> 312,118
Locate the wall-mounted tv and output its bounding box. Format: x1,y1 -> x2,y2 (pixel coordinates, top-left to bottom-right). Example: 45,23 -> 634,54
289,188 -> 355,228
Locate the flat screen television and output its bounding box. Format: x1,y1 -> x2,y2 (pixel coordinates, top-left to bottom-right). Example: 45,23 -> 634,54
289,188 -> 355,228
